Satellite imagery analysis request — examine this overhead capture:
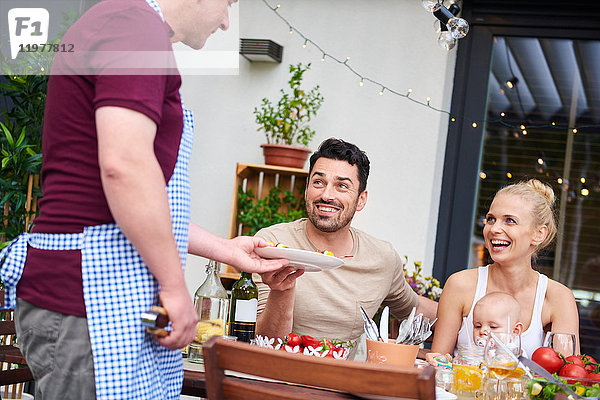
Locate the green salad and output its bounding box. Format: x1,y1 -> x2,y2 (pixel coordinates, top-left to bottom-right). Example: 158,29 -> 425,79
527,377 -> 600,400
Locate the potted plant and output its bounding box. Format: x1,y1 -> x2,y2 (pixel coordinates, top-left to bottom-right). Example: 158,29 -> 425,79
253,62 -> 324,169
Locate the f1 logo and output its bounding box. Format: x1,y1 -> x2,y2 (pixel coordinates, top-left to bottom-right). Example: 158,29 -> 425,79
8,8 -> 49,60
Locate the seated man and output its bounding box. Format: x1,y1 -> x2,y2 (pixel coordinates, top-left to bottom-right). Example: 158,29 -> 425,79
255,138 -> 437,357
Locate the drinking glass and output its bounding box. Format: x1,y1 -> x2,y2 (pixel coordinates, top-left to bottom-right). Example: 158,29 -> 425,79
482,376 -> 499,400
543,332 -> 576,357
484,332 -> 521,380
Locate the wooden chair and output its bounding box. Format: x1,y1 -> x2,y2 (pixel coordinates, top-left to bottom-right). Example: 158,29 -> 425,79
203,336 -> 436,400
0,309 -> 34,398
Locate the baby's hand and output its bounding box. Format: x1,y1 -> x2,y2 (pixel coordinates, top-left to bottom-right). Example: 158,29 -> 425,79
425,352 -> 453,367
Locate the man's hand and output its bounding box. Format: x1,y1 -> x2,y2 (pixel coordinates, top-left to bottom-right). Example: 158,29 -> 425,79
156,285 -> 198,350
226,236 -> 290,273
260,266 -> 304,292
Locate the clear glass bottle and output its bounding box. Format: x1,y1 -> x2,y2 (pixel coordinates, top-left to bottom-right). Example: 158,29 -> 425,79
228,272 -> 258,343
188,260 -> 229,364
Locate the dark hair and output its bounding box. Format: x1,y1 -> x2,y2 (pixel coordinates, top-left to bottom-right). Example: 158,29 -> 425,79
308,138 -> 370,193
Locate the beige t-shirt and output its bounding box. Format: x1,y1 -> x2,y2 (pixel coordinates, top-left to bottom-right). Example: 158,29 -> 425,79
254,219 -> 419,347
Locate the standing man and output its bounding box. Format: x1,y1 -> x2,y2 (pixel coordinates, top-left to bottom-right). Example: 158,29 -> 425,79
0,0 -> 286,399
255,138 -> 437,356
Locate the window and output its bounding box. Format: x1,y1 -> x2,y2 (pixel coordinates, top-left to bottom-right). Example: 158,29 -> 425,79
434,3 -> 600,356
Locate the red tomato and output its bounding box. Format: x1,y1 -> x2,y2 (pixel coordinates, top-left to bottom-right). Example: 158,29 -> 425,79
584,362 -> 598,373
532,347 -> 565,374
588,372 -> 600,380
301,335 -> 320,349
559,364 -> 588,384
287,333 -> 301,347
583,355 -> 597,364
566,355 -> 585,367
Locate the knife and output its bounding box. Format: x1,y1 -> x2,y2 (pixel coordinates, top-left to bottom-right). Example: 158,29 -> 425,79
360,306 -> 381,341
487,331 -> 584,400
380,306 -> 389,342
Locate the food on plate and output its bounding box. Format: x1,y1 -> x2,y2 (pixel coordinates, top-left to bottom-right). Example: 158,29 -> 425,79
526,377 -> 600,400
254,333 -> 352,359
267,242 -> 337,257
524,347 -> 600,399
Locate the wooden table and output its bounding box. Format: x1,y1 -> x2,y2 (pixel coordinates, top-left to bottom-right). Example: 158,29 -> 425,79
182,361 -> 208,397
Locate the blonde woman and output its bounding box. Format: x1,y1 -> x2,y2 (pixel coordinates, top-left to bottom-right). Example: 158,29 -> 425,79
429,179 -> 579,361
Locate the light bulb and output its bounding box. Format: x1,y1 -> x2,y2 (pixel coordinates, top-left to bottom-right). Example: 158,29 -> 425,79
447,17 -> 469,39
422,0 -> 441,12
437,31 -> 456,51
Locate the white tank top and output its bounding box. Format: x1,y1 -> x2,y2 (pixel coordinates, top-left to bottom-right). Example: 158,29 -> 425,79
454,265 -> 548,357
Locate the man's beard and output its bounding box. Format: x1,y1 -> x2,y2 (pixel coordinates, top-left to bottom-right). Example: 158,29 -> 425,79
306,199 -> 358,233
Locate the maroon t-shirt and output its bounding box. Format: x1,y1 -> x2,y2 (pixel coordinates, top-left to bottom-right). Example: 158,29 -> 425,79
18,0 -> 184,317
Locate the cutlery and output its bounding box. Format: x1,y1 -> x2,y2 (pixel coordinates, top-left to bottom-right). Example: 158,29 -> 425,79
396,306 -> 416,344
360,306 -> 381,341
380,306 -> 389,342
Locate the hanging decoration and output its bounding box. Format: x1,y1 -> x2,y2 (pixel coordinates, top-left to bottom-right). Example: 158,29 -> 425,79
259,0 -> 599,163
422,1 -> 469,51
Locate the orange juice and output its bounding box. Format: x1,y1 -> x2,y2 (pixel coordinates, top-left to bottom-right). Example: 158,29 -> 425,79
454,363 -> 484,393
505,367 -> 526,380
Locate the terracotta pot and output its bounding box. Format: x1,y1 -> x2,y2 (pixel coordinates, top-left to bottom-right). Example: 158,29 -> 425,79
261,143 -> 312,169
366,339 -> 419,367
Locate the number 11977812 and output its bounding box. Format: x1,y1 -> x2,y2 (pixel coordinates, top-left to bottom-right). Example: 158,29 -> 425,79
19,43 -> 74,53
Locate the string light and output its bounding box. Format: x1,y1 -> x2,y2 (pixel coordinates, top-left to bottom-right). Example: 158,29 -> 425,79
264,0 -> 449,112
581,177 -> 586,183
479,172 -> 487,179
557,177 -> 563,184
264,0 -> 599,133
506,172 -> 512,178
472,122 -> 477,128
379,87 -> 385,96
451,117 -> 456,122
359,79 -> 364,87
537,158 -> 544,165
581,188 -> 589,196
522,130 -> 527,135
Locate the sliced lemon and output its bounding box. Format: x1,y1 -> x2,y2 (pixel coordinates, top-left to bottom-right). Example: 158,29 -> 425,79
530,383 -> 543,396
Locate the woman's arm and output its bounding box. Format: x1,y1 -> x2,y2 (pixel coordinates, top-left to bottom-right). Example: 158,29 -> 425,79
545,279 -> 580,354
430,270 -> 476,355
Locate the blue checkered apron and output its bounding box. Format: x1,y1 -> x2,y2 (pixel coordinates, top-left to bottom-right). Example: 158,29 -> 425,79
1,106 -> 193,399
2,109 -> 193,400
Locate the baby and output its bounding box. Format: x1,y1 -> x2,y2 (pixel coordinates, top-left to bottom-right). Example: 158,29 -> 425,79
427,291 -> 524,366
472,291 -> 524,346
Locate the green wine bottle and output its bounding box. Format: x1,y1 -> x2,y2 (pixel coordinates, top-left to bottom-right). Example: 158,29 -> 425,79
228,272 -> 258,342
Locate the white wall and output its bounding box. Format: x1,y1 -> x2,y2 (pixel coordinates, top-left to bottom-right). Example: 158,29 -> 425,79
181,0 -> 458,295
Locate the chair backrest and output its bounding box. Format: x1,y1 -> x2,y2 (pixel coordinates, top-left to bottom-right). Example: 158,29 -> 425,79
0,309 -> 34,397
203,336 -> 436,400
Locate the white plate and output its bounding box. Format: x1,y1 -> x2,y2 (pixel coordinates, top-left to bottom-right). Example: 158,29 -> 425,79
254,246 -> 344,272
